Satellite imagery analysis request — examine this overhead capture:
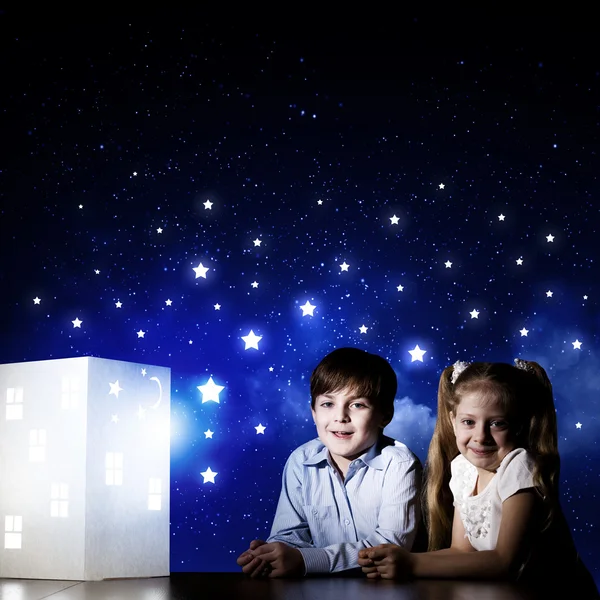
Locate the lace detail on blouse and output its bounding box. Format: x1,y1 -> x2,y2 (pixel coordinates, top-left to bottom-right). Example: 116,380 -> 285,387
461,497 -> 492,540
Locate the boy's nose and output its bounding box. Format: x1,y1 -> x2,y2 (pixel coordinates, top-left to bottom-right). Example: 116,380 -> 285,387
334,410 -> 349,422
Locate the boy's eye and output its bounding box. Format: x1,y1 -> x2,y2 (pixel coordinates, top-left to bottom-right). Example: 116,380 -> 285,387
320,401 -> 333,408
350,402 -> 367,409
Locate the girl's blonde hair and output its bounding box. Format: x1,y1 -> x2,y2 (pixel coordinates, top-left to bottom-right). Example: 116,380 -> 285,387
424,360 -> 560,551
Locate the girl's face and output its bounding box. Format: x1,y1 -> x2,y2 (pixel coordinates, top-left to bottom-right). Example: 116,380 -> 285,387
451,390 -> 518,475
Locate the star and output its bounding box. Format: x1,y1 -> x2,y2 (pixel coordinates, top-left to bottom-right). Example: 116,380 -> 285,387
137,405 -> 146,419
198,377 -> 224,403
193,263 -> 209,279
546,290 -> 553,298
269,366 -> 274,372
583,295 -> 588,300
189,340 -> 193,344
516,258 -> 523,265
72,318 -> 82,328
470,309 -> 480,319
300,301 -> 316,316
109,380 -> 123,398
546,234 -> 555,242
340,262 -> 350,271
157,227 -> 163,234
498,214 -> 505,221
572,340 -> 582,350
78,204 -> 83,209
520,328 -> 529,336
397,284 -> 404,292
242,330 -> 262,350
111,414 -> 119,423
94,269 -> 100,275
33,297 -> 41,304
408,345 -> 426,362
251,281 -> 259,288
359,325 -> 368,334
200,467 -> 217,483
204,429 -> 214,439
165,299 -> 173,306
575,422 -> 582,429
317,199 -> 323,205
390,215 -> 400,225
214,303 -> 221,310
439,183 -> 445,189
204,200 -> 213,209
255,423 -> 266,434
253,238 -> 262,247
132,171 -> 138,176
445,261 -> 452,268
115,301 -> 122,308
137,330 -> 146,338
141,368 -> 147,376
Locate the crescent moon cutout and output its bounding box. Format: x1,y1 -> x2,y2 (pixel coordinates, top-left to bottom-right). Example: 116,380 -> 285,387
150,376 -> 162,409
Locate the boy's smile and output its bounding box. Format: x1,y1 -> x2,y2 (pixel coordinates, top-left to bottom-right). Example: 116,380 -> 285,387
312,387 -> 388,476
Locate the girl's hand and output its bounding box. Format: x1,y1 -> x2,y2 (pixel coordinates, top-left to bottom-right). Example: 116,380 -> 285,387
358,543 -> 414,580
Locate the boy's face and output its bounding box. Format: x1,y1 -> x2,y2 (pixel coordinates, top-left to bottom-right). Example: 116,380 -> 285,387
311,386 -> 389,469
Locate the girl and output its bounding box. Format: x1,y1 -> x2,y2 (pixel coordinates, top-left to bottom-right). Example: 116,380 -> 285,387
358,359 -> 598,595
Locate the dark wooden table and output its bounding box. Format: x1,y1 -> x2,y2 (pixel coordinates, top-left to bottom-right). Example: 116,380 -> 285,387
168,573 -> 551,600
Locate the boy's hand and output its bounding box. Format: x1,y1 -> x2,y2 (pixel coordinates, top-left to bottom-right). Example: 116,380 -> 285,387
236,539 -> 271,578
251,542 -> 305,578
357,543 -> 413,580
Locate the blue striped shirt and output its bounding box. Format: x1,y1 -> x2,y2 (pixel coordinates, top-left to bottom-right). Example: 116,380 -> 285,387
267,436 -> 422,573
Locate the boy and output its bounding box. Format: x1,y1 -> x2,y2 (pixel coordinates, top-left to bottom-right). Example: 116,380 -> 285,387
236,347 -> 423,577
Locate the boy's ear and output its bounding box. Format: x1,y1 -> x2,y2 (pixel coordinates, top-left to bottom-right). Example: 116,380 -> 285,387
380,411 -> 393,429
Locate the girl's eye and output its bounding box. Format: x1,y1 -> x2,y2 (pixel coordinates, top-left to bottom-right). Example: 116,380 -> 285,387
461,419 -> 474,426
491,420 -> 508,428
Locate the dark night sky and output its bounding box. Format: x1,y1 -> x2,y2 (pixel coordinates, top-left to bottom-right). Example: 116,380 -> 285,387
1,11 -> 598,580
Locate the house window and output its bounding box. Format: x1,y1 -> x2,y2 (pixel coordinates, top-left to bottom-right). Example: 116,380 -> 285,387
4,515 -> 22,549
6,387 -> 23,420
105,452 -> 123,486
50,483 -> 69,518
29,429 -> 47,462
61,376 -> 80,409
148,478 -> 162,511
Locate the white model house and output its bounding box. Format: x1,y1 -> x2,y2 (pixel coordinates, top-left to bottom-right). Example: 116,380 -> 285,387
0,356 -> 170,580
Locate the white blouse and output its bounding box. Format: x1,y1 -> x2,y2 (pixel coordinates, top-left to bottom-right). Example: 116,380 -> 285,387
449,448 -> 535,551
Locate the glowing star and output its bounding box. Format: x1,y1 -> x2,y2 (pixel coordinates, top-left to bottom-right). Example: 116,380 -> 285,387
115,301 -> 122,308
359,325 -> 368,334
198,377 -> 224,403
94,269 -> 100,275
72,318 -> 82,328
520,328 -> 529,337
300,301 -> 316,316
546,234 -> 555,242
546,290 -> 553,298
251,281 -> 259,288
201,467 -> 217,484
390,215 -> 400,225
204,200 -> 213,209
575,422 -> 582,429
204,429 -> 214,439
269,366 -> 274,372
157,227 -> 163,234
79,204 -> 83,209
137,330 -> 146,338
498,214 -> 505,221
133,171 -> 138,176
470,310 -> 480,319
137,405 -> 146,420
141,368 -> 147,376
516,257 -> 523,265
165,299 -> 173,306
572,340 -> 582,350
214,303 -> 221,310
317,199 -> 323,205
255,423 -> 266,434
340,262 -> 350,271
253,238 -> 262,247
439,183 -> 445,189
242,330 -> 262,350
193,263 -> 209,279
33,297 -> 41,304
111,415 -> 119,423
408,345 -> 426,362
445,261 -> 452,268
583,295 -> 588,300
109,380 -> 123,398
397,284 -> 404,292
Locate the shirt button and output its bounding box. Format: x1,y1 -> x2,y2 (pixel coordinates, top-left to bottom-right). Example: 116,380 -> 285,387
313,509 -> 319,515
344,519 -> 350,525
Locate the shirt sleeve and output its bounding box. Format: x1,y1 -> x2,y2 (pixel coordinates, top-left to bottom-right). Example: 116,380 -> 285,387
266,453 -> 314,549
497,453 -> 535,502
298,456 -> 422,574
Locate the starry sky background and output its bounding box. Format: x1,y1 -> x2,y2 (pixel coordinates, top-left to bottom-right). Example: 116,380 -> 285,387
1,12 -> 598,581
